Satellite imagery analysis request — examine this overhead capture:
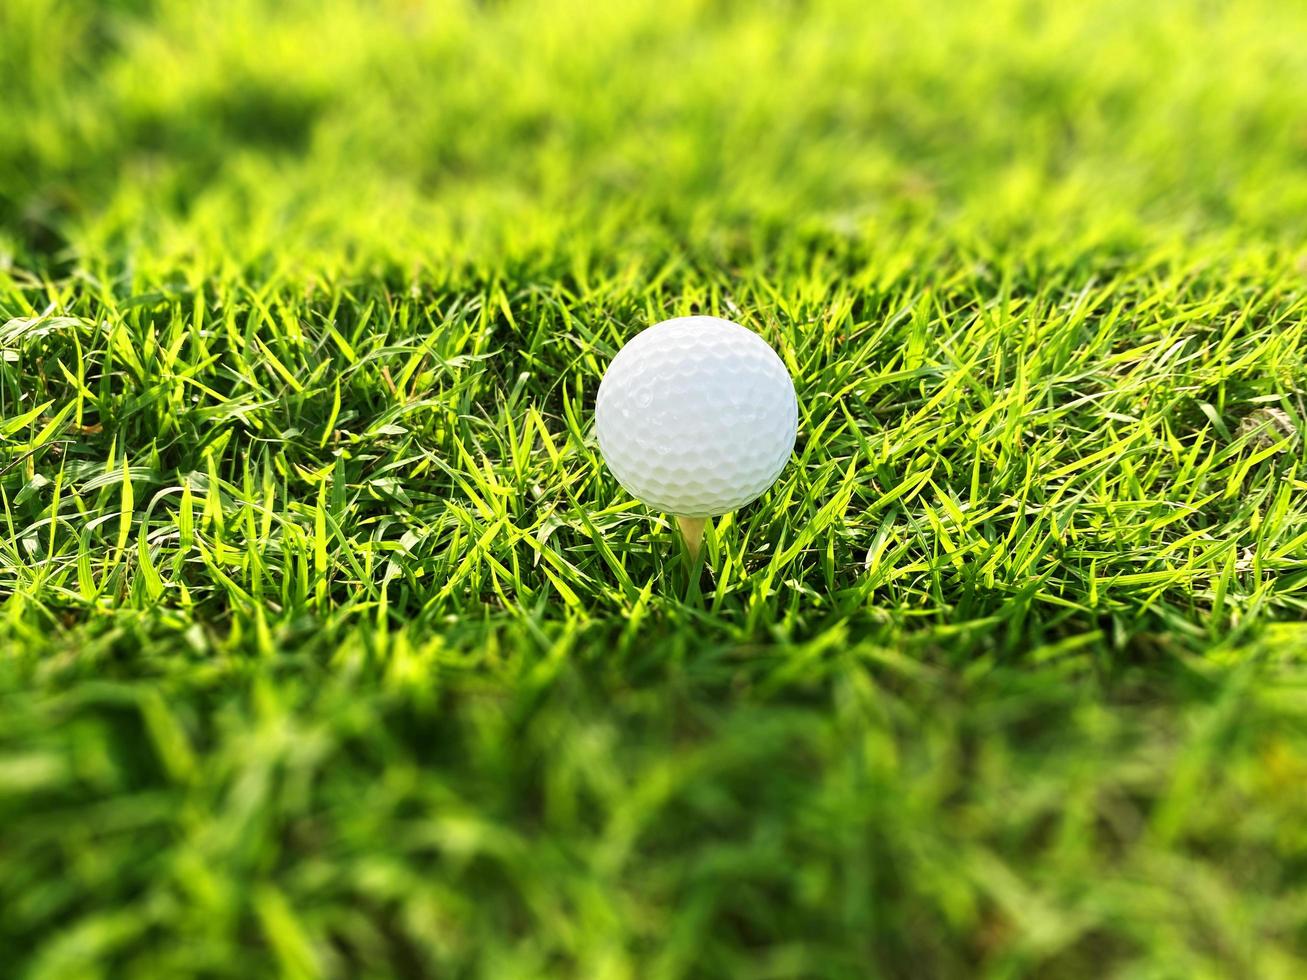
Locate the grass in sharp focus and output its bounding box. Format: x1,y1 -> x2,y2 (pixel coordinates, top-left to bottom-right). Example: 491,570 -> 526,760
3,0 -> 1307,977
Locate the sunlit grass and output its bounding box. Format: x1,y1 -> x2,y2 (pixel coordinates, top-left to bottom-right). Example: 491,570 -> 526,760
3,0 -> 1307,976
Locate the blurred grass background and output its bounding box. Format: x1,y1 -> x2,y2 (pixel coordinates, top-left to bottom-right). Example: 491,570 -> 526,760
3,0 -> 1307,977
5,0 -> 1307,271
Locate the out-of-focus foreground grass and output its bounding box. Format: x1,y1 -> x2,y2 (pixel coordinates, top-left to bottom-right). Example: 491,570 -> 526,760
2,0 -> 1307,977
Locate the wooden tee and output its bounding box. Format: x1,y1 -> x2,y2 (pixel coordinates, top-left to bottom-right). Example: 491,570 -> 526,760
675,515 -> 707,566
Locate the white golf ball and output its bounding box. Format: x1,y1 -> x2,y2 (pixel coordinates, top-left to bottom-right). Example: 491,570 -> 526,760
595,316 -> 798,518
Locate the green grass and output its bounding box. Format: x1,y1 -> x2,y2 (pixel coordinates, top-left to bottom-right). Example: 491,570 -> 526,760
3,0 -> 1307,976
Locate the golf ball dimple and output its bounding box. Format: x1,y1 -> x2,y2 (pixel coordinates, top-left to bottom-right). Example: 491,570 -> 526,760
595,316 -> 798,517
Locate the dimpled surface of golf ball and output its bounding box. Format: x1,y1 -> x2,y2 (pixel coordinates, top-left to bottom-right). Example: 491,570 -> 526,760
595,316 -> 798,518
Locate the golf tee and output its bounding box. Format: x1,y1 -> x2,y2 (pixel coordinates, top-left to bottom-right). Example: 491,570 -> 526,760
675,515 -> 707,566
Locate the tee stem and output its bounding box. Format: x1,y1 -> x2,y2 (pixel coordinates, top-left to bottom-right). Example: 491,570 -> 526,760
675,515 -> 707,566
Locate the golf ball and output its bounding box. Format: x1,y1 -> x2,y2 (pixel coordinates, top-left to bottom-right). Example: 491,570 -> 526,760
595,316 -> 798,517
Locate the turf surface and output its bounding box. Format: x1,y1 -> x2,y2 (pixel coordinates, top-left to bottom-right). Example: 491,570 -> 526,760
3,0 -> 1307,976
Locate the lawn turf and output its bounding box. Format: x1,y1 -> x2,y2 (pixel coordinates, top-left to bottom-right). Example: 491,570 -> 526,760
3,0 -> 1307,977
